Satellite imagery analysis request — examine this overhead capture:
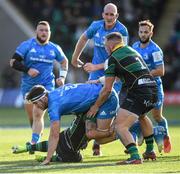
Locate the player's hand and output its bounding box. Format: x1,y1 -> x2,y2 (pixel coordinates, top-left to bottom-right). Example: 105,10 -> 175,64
83,63 -> 96,73
86,79 -> 100,84
87,105 -> 99,118
28,68 -> 40,77
56,77 -> 65,86
71,59 -> 84,68
40,159 -> 50,165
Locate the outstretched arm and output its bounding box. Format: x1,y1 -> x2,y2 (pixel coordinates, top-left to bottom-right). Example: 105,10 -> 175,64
41,121 -> 60,165
87,76 -> 115,117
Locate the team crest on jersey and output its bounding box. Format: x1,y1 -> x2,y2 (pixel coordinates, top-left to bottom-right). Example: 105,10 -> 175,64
143,54 -> 149,60
50,50 -> 55,56
29,48 -> 36,53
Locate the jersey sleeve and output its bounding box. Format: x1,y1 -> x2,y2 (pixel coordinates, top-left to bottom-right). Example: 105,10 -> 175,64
152,47 -> 164,67
117,22 -> 129,45
105,56 -> 116,77
55,44 -> 67,62
15,41 -> 30,59
121,28 -> 129,45
48,102 -> 61,123
85,21 -> 100,39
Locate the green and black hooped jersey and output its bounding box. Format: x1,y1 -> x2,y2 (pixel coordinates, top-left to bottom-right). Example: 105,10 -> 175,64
105,46 -> 156,90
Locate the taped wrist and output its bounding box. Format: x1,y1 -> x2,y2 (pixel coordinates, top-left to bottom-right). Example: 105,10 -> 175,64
59,69 -> 67,79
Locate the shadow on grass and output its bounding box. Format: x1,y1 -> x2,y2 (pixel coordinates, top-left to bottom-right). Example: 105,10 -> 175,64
0,155 -> 180,173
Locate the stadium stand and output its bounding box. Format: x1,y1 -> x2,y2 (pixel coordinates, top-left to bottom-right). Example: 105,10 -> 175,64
0,0 -> 180,107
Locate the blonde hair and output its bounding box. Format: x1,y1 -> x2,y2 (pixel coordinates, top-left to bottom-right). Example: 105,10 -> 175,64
37,21 -> 50,28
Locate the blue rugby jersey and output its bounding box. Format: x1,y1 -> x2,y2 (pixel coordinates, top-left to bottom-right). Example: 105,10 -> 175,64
47,83 -> 119,122
85,20 -> 128,80
132,40 -> 164,85
16,38 -> 66,87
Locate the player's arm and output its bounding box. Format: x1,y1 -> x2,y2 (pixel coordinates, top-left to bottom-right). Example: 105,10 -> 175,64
71,33 -> 88,68
150,64 -> 164,77
56,56 -> 68,86
83,62 -> 105,73
42,120 -> 60,165
10,53 -> 39,77
10,53 -> 29,73
87,76 -> 115,117
151,50 -> 165,77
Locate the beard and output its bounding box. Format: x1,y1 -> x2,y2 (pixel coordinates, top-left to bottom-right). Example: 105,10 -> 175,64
139,37 -> 150,44
36,35 -> 49,44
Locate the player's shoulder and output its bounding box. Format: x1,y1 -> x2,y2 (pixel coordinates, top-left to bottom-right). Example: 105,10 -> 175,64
48,41 -> 62,51
89,20 -> 104,30
21,38 -> 35,46
116,20 -> 127,28
115,20 -> 128,34
132,41 -> 140,48
149,40 -> 162,52
91,19 -> 104,26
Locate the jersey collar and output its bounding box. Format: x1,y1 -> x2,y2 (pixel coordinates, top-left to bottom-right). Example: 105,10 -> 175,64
112,43 -> 124,52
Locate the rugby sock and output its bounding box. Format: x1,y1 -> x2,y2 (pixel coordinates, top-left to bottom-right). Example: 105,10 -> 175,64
126,143 -> 140,160
27,141 -> 48,152
144,134 -> 154,153
51,155 -> 60,162
157,117 -> 169,135
31,133 -> 41,144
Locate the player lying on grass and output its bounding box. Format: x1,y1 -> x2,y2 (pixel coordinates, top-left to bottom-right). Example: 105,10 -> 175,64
12,113 -> 166,163
12,113 -> 88,162
20,83 -> 119,165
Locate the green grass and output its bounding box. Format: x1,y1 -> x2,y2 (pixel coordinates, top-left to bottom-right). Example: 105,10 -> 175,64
0,105 -> 180,127
0,107 -> 74,127
0,127 -> 180,173
0,106 -> 180,173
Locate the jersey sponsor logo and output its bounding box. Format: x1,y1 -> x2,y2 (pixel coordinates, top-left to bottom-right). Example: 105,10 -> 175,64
143,99 -> 156,107
29,48 -> 36,53
138,78 -> 155,85
152,51 -> 163,62
29,57 -> 53,63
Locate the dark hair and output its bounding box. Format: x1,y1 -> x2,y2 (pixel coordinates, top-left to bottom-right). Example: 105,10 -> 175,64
26,85 -> 47,103
139,20 -> 154,32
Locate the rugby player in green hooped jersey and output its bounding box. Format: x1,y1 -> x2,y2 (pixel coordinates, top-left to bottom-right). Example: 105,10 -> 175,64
87,32 -> 158,165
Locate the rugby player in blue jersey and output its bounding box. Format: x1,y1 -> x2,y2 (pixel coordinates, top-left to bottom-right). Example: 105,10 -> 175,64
71,3 -> 128,156
132,20 -> 171,153
25,83 -> 119,165
10,21 -> 68,144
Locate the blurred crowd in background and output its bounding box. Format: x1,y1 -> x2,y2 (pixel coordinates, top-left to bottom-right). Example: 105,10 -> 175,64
1,0 -> 180,91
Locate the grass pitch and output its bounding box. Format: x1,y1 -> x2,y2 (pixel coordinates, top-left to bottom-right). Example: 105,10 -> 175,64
0,106 -> 180,173
0,127 -> 180,174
